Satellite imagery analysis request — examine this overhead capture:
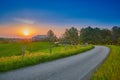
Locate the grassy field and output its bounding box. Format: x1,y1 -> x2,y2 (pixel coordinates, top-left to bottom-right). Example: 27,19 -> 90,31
0,42 -> 94,72
91,45 -> 120,80
0,42 -> 50,57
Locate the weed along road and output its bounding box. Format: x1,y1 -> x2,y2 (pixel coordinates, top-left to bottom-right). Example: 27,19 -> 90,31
0,46 -> 110,80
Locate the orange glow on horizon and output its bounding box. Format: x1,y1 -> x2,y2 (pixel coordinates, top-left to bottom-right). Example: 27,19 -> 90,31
0,23 -> 65,38
23,29 -> 29,36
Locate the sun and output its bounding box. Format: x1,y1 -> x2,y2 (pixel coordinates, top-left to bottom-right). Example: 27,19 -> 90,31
23,29 -> 29,36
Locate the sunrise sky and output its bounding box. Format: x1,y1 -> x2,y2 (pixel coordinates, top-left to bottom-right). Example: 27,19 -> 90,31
0,0 -> 120,38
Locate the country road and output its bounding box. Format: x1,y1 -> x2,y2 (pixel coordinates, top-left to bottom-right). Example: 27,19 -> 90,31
0,46 -> 110,80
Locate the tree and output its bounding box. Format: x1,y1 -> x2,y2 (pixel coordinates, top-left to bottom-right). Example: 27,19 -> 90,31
80,26 -> 95,44
112,26 -> 120,44
117,37 -> 120,45
59,35 -> 68,50
63,27 -> 79,45
92,27 -> 101,44
47,30 -> 55,55
100,29 -> 112,44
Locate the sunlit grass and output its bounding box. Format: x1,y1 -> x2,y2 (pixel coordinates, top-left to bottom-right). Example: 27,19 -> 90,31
0,42 -> 50,57
0,44 -> 94,72
91,45 -> 120,80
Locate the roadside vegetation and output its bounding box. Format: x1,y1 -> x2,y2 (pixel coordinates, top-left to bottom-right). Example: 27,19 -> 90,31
0,43 -> 94,72
91,45 -> 120,80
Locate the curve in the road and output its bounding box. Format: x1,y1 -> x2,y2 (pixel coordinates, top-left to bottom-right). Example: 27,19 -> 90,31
0,46 -> 110,80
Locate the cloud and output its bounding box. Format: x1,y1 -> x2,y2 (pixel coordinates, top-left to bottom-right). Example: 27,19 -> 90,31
13,18 -> 35,24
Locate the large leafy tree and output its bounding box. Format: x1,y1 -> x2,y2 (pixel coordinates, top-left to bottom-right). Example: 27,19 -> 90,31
63,27 -> 79,45
92,27 -> 101,44
100,29 -> 112,44
112,26 -> 120,44
80,26 -> 95,44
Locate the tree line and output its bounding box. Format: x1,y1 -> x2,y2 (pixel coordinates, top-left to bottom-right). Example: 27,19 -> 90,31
47,26 -> 120,45
80,26 -> 120,45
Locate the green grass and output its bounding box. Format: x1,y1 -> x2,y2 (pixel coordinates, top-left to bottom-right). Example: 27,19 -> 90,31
0,42 -> 50,57
91,45 -> 120,80
0,43 -> 94,72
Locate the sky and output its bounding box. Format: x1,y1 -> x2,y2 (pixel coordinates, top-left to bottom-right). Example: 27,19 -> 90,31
0,0 -> 120,38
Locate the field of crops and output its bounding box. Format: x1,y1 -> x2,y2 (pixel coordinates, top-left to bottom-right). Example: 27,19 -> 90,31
91,45 -> 120,80
0,42 -> 94,72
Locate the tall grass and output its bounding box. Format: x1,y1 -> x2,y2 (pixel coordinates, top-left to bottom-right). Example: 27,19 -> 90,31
91,45 -> 120,80
0,45 -> 94,72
